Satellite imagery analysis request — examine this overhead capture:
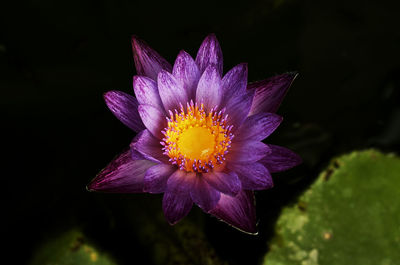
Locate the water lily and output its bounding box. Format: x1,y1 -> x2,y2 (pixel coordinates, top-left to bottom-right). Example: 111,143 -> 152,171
87,34 -> 301,234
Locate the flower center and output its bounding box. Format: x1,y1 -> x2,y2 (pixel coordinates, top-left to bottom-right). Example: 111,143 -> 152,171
161,101 -> 233,173
177,127 -> 215,160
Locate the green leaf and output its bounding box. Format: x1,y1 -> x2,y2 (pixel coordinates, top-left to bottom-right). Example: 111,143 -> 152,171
29,229 -> 117,265
263,150 -> 400,265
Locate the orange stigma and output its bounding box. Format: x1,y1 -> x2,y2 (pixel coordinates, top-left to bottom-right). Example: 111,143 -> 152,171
161,100 -> 234,173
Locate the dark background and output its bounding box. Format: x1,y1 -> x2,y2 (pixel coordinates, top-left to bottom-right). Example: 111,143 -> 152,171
2,0 -> 400,264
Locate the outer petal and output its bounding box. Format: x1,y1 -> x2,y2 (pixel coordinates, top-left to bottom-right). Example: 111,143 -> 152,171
138,104 -> 166,139
163,190 -> 193,225
166,170 -> 197,194
203,170 -> 241,196
227,162 -> 273,190
208,190 -> 257,234
259,144 -> 302,173
172,50 -> 200,100
190,176 -> 221,212
158,70 -> 188,112
130,130 -> 169,163
131,36 -> 172,80
195,34 -> 223,75
248,72 -> 298,115
133,76 -> 164,111
87,150 -> 156,193
235,112 -> 283,142
196,65 -> 222,111
221,63 -> 248,105
104,90 -> 145,132
227,140 -> 271,163
131,148 -> 146,160
224,89 -> 255,131
143,164 -> 176,193
163,170 -> 196,224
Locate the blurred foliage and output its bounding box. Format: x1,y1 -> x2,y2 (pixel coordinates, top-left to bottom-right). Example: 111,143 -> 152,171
117,195 -> 226,265
29,229 -> 117,265
263,150 -> 400,265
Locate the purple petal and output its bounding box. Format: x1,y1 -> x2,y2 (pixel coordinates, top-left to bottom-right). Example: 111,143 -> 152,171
208,190 -> 257,234
259,144 -> 302,173
166,170 -> 196,193
190,176 -> 221,212
157,70 -> 188,112
104,90 -> 145,132
143,164 -> 176,193
227,162 -> 273,190
195,34 -> 223,75
130,130 -> 169,163
87,150 -> 156,193
221,63 -> 248,105
203,170 -> 241,196
163,190 -> 193,225
131,148 -> 146,160
235,112 -> 283,142
172,50 -> 200,100
248,72 -> 298,115
227,140 -> 271,163
138,104 -> 166,139
131,36 -> 172,80
133,76 -> 164,111
224,89 -> 255,131
196,65 -> 222,111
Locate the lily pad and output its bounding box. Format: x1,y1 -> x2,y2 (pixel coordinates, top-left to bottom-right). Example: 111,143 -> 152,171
29,229 -> 117,265
263,150 -> 400,265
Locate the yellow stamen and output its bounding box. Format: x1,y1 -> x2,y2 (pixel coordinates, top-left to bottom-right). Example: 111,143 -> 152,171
161,101 -> 233,173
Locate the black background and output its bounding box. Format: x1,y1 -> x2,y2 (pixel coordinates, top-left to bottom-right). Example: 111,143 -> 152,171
2,0 -> 400,264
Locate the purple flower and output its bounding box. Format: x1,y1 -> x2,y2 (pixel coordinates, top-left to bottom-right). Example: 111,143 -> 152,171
87,34 -> 301,234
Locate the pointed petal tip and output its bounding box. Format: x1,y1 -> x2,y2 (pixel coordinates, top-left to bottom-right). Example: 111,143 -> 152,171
157,68 -> 167,78
205,33 -> 218,40
208,190 -> 258,234
283,147 -> 303,168
196,33 -> 223,75
131,35 -> 147,54
130,35 -> 172,80
293,153 -> 303,166
103,90 -> 115,100
103,90 -> 145,132
286,70 -> 298,76
131,35 -> 142,47
248,71 -> 299,114
212,211 -> 259,235
103,90 -> 123,103
237,62 -> 248,68
85,174 -> 107,193
281,71 -> 299,85
230,222 -> 259,235
86,182 -> 95,192
287,71 -> 299,82
260,145 -> 302,173
86,180 -> 109,193
210,208 -> 259,234
177,49 -> 189,57
166,218 -> 181,226
131,34 -> 138,41
236,112 -> 284,142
